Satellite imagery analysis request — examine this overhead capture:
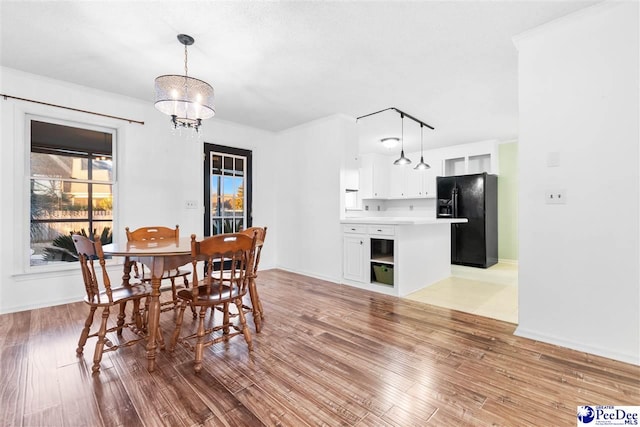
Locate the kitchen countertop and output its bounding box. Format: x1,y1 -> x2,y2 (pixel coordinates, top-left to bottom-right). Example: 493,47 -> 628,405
340,217 -> 467,225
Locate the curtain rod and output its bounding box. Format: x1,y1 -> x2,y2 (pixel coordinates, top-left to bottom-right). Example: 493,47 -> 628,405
356,107 -> 434,130
1,94 -> 145,125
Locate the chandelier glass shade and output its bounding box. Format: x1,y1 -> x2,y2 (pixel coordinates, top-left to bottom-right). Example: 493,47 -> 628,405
154,34 -> 215,133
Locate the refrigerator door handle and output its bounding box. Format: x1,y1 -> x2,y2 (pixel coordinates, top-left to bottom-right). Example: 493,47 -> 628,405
452,187 -> 458,218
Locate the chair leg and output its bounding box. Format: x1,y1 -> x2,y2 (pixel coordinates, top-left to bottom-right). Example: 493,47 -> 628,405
117,302 -> 127,336
222,302 -> 230,335
170,277 -> 178,309
132,299 -> 143,331
194,306 -> 207,373
92,307 -> 110,373
143,297 -> 150,332
77,306 -> 97,355
235,298 -> 253,351
169,300 -> 188,352
185,277 -> 196,319
248,279 -> 262,333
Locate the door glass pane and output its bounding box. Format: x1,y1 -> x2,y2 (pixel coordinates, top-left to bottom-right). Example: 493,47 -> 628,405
211,176 -> 221,216
208,150 -> 248,235
212,155 -> 222,175
211,219 -> 222,235
223,157 -> 233,176
235,158 -> 244,176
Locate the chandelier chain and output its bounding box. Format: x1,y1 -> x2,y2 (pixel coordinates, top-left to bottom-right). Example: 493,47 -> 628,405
184,44 -> 188,77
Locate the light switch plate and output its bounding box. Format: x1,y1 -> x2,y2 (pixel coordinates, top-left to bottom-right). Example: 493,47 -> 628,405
185,200 -> 198,209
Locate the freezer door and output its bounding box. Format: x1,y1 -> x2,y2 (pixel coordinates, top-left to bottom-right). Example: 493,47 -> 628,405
455,174 -> 485,219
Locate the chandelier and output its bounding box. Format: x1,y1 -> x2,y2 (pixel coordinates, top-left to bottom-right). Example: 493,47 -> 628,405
154,34 -> 215,133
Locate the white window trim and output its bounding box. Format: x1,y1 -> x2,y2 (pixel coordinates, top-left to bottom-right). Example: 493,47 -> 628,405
12,103 -> 124,275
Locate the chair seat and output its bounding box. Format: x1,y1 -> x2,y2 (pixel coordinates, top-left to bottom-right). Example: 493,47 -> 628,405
84,283 -> 152,306
177,284 -> 244,305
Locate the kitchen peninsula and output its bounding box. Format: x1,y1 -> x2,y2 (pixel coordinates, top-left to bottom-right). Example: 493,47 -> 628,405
341,217 -> 467,296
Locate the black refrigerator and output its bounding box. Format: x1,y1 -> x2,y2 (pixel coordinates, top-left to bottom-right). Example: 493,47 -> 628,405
436,173 -> 498,268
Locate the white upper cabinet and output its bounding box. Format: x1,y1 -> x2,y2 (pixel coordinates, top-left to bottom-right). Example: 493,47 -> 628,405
360,140 -> 496,200
359,153 -> 389,199
388,150 -> 441,199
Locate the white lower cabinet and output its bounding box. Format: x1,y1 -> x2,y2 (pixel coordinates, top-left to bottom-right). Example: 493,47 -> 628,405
343,234 -> 368,283
342,220 -> 456,297
343,225 -> 396,290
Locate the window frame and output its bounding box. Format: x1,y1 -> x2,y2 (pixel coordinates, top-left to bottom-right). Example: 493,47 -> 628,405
22,114 -> 119,274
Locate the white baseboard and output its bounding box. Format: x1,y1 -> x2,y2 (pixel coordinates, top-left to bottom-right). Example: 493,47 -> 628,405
514,326 -> 640,366
273,265 -> 341,285
498,258 -> 519,266
1,295 -> 82,315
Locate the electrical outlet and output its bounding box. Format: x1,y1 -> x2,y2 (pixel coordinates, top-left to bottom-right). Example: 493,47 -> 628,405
545,190 -> 567,205
185,200 -> 198,209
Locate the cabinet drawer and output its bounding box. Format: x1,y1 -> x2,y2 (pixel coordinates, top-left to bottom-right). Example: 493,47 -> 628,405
368,225 -> 395,236
343,224 -> 367,234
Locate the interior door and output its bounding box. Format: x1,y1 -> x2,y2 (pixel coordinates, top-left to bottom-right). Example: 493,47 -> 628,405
204,144 -> 252,236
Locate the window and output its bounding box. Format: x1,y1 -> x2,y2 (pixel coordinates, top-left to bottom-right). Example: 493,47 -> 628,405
29,119 -> 114,266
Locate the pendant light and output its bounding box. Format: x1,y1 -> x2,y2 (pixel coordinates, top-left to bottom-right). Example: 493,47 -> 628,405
414,123 -> 431,170
393,114 -> 411,165
154,34 -> 215,134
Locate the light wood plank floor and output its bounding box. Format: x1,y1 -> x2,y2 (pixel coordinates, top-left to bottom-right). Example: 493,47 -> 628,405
407,263 -> 518,324
1,269 -> 637,426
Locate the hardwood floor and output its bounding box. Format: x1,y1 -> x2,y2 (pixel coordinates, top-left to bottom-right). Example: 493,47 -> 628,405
1,269 -> 638,426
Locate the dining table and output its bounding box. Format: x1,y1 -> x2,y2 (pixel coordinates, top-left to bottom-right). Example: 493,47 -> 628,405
102,236 -> 194,372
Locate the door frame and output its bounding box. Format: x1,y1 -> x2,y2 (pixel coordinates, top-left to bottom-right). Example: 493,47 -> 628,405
203,144 -> 253,236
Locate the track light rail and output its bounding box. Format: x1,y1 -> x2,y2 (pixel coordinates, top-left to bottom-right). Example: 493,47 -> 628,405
356,107 -> 434,130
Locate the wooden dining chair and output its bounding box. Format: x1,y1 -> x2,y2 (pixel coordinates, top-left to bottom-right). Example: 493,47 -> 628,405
125,225 -> 190,312
72,234 -> 152,374
238,226 -> 267,332
169,232 -> 257,373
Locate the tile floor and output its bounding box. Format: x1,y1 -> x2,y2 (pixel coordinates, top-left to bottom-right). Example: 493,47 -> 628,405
406,262 -> 518,324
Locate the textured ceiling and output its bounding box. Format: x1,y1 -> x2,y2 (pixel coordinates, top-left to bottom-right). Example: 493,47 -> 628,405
0,1 -> 598,152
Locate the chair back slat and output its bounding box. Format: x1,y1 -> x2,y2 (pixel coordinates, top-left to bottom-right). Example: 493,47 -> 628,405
72,234 -> 113,304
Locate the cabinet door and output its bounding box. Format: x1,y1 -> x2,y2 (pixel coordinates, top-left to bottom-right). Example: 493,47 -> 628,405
389,165 -> 406,198
406,167 -> 424,198
343,235 -> 367,282
371,154 -> 389,198
358,155 -> 373,199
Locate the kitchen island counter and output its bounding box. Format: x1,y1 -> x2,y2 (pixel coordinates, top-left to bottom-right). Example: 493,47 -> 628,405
341,216 -> 467,225
341,217 -> 465,297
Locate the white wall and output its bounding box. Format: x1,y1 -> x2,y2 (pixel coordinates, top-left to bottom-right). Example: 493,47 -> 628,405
274,115 -> 357,283
0,67 -> 277,313
514,2 -> 639,364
